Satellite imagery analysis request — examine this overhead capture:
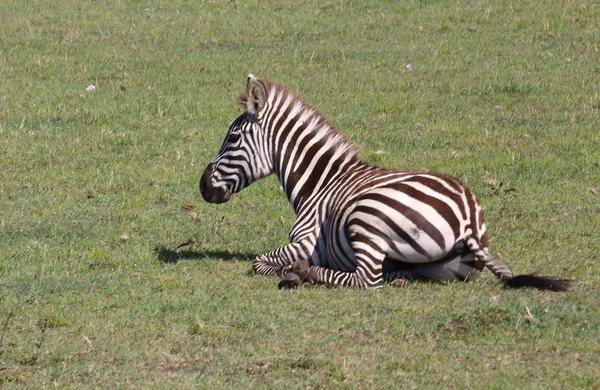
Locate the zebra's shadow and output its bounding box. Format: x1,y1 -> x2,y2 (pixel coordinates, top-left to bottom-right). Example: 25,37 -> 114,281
154,244 -> 257,264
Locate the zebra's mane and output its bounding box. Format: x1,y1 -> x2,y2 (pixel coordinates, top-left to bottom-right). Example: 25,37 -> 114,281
239,79 -> 361,160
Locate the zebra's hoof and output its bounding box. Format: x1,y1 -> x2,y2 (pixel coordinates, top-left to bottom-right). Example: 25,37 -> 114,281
278,272 -> 303,289
291,259 -> 309,280
391,278 -> 411,288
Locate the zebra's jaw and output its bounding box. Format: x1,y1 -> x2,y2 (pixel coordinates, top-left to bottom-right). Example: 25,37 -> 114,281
200,163 -> 231,204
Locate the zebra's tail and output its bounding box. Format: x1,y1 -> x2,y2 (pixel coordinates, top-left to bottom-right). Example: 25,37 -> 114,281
466,237 -> 570,292
503,274 -> 570,292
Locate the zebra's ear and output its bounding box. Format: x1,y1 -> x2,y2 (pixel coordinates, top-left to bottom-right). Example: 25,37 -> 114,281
245,74 -> 266,116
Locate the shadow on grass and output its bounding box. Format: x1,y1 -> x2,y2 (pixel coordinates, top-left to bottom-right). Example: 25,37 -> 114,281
154,245 -> 257,264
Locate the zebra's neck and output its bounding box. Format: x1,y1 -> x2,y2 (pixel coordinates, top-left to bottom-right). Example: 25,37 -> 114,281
262,83 -> 361,213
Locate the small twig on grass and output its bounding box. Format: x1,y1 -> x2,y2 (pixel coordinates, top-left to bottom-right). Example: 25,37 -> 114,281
213,215 -> 226,242
31,323 -> 48,364
176,239 -> 195,251
0,310 -> 15,352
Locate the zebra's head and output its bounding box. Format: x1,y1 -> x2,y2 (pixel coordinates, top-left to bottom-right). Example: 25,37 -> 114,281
200,74 -> 273,204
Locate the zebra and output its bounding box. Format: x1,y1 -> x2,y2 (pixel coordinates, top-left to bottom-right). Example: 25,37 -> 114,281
200,74 -> 569,292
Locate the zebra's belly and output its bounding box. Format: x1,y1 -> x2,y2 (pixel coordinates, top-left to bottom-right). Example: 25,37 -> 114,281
384,239 -> 448,263
322,225 -> 454,272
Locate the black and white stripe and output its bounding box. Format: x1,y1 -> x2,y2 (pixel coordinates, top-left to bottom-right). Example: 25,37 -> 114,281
200,74 -> 569,292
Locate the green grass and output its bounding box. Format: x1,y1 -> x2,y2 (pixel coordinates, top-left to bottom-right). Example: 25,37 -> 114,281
1,0 -> 599,387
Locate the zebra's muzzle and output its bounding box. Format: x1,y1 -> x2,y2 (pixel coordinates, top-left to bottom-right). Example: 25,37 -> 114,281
200,163 -> 231,204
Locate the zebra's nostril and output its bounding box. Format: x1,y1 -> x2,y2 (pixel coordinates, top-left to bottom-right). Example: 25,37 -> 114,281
200,163 -> 231,204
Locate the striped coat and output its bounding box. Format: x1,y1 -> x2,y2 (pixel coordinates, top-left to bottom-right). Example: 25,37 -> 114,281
200,75 -> 569,291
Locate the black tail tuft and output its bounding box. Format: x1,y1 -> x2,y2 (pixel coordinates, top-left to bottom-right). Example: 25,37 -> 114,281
503,274 -> 570,292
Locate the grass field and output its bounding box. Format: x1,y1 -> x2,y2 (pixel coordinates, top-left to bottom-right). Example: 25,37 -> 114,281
1,0 -> 599,388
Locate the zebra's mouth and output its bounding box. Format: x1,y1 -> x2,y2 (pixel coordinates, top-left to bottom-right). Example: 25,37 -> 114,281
200,163 -> 232,204
200,184 -> 231,204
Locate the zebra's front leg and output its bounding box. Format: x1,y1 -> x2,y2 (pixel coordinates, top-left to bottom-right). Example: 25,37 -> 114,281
252,240 -> 314,277
307,247 -> 387,289
252,254 -> 293,277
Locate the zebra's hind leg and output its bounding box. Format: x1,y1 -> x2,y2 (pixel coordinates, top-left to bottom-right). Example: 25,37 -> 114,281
382,246 -> 484,286
382,264 -> 413,287
383,260 -> 414,287
390,277 -> 412,288
411,251 -> 483,283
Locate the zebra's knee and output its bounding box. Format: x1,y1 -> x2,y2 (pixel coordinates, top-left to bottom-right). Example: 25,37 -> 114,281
252,255 -> 288,276
251,256 -> 264,272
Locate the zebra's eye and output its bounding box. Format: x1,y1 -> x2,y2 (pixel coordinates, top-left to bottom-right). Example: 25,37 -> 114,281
227,132 -> 241,144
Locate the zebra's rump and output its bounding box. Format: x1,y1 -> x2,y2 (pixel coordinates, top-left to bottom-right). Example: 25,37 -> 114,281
323,169 -> 476,263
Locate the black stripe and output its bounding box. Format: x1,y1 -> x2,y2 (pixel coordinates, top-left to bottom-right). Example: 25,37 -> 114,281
361,192 -> 446,251
393,182 -> 461,241
405,176 -> 467,220
350,206 -> 431,259
278,113 -> 310,178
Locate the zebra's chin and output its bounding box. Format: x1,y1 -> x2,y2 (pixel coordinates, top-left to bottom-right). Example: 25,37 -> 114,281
200,181 -> 231,204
